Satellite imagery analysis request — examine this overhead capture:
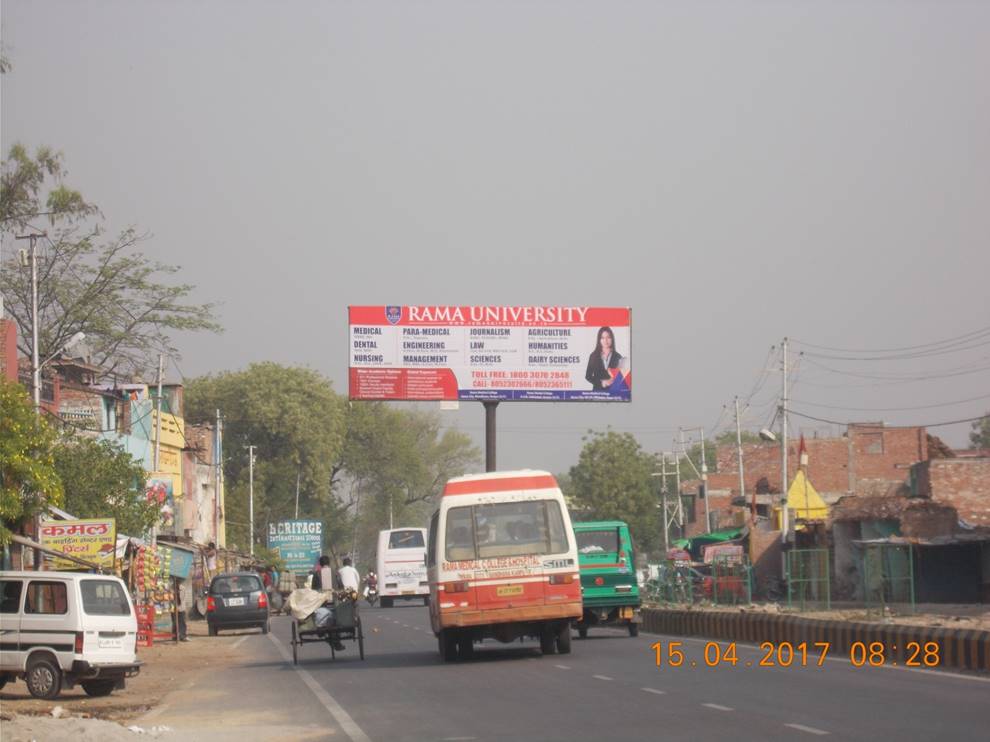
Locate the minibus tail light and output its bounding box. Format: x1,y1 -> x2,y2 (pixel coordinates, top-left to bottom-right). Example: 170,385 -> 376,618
447,581 -> 470,593
258,591 -> 268,609
74,632 -> 84,654
549,574 -> 574,585
206,596 -> 216,612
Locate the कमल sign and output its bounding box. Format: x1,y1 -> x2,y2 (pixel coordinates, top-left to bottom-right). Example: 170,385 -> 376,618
348,306 -> 632,402
40,518 -> 116,569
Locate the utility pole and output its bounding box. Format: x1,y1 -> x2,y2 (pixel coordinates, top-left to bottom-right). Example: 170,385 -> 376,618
214,409 -> 222,546
294,466 -> 301,520
734,396 -> 746,513
680,427 -> 710,533
153,354 -> 164,473
781,338 -> 789,546
150,353 -> 164,549
15,233 -> 44,412
247,445 -> 256,556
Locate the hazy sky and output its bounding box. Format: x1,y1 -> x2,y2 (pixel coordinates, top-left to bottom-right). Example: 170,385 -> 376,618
3,1 -> 988,474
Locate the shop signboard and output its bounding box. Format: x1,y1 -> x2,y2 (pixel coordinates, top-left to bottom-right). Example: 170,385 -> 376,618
40,518 -> 116,570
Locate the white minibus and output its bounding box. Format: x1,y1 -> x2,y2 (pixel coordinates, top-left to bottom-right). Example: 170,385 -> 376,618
427,470 -> 582,661
376,528 -> 429,607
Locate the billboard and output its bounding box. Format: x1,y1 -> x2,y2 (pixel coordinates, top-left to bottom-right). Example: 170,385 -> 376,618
40,518 -> 116,570
348,306 -> 631,402
268,520 -> 323,573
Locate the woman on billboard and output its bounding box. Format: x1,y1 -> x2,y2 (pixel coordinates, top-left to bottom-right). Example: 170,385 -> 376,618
585,326 -> 624,390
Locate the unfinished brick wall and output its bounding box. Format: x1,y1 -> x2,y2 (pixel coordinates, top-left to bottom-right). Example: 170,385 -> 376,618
1,319 -> 17,382
710,425 -> 928,498
922,459 -> 990,527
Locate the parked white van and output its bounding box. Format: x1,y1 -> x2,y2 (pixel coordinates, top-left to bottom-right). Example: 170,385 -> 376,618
427,470 -> 582,661
0,571 -> 142,699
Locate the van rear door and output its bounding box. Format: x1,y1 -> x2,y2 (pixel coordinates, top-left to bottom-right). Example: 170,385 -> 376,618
78,578 -> 137,664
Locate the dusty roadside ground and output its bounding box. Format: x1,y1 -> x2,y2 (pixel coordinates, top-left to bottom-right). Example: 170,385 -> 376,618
1,618 -> 253,740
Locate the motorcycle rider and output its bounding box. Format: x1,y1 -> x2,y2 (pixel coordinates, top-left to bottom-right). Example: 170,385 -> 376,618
363,571 -> 379,604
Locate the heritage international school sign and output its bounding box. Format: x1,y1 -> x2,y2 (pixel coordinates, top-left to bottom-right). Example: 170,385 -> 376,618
268,520 -> 323,573
348,306 -> 631,402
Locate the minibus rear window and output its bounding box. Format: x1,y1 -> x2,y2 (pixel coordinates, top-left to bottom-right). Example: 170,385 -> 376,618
81,579 -> 131,616
576,529 -> 620,554
445,500 -> 569,560
389,530 -> 425,549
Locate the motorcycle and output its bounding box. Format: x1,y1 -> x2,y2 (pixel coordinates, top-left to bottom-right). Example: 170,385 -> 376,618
363,583 -> 379,607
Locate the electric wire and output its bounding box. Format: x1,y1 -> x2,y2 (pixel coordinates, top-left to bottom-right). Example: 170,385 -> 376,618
791,325 -> 990,354
786,409 -> 990,429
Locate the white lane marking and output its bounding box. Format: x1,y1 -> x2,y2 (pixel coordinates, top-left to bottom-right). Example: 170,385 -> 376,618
593,674 -> 614,681
442,738 -> 477,741
703,703 -> 733,712
641,687 -> 666,695
669,635 -> 990,685
269,633 -> 372,742
554,664 -> 571,670
231,635 -> 250,649
785,723 -> 829,735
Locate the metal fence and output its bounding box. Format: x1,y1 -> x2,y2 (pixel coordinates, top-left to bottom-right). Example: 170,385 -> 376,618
861,543 -> 915,617
643,559 -> 753,606
785,548 -> 831,611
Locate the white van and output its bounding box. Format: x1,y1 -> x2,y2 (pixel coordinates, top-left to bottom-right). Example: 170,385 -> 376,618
377,528 -> 429,607
0,571 -> 142,699
427,470 -> 582,661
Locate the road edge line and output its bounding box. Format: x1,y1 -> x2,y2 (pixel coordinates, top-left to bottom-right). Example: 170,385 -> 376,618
268,631 -> 372,742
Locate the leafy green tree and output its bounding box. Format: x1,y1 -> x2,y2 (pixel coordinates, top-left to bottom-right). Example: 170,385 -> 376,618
971,413 -> 990,449
333,402 -> 480,565
1,145 -> 221,376
184,363 -> 348,552
568,429 -> 659,552
0,379 -> 63,545
53,436 -> 157,536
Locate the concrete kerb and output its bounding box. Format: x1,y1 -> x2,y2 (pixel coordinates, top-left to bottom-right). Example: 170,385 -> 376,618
641,608 -> 989,672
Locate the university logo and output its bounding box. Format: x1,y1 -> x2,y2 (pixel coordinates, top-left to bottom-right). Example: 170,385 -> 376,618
385,306 -> 402,325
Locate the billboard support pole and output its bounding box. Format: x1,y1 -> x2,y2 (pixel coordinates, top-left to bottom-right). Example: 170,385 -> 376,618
483,401 -> 498,472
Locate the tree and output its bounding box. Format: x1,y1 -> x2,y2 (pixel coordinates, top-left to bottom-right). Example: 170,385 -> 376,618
971,413 -> 990,449
568,429 -> 659,553
184,363 -> 348,552
331,402 -> 480,565
1,145 -> 221,376
0,379 -> 63,545
53,436 -> 157,537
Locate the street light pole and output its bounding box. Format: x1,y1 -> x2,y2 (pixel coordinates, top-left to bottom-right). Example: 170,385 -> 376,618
15,233 -> 44,412
247,445 -> 256,556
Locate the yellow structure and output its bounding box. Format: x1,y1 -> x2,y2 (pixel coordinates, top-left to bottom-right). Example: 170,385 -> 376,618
149,406 -> 184,500
774,469 -> 829,526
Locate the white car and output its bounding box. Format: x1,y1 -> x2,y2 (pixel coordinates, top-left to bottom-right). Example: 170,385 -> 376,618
0,571 -> 142,699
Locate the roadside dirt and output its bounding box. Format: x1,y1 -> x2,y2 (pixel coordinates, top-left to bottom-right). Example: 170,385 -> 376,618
0,617 -> 254,737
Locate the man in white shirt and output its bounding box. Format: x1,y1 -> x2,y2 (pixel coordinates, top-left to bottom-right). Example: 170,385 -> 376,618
338,557 -> 360,593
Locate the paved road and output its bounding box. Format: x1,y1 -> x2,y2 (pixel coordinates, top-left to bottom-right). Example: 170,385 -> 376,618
277,604 -> 990,741
151,606 -> 988,741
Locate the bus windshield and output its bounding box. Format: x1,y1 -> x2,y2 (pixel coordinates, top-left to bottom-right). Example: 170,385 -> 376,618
444,500 -> 569,560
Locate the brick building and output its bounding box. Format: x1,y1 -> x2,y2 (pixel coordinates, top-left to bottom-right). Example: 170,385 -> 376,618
680,423 -> 932,538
